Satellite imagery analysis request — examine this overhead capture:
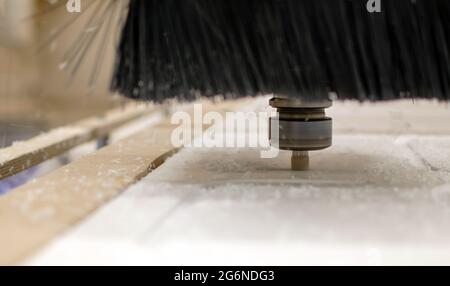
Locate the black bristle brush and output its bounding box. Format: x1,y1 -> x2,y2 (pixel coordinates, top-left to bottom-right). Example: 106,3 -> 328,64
111,0 -> 450,103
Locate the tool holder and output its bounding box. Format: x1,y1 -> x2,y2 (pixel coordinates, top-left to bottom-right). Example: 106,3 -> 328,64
269,96 -> 333,170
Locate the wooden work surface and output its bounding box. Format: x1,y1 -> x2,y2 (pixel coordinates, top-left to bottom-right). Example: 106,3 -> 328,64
0,104 -> 154,180
23,99 -> 450,266
1,98 -> 450,265
0,99 -> 246,265
0,123 -> 175,265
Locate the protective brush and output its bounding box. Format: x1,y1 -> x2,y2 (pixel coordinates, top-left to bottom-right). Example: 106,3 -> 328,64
110,0 -> 450,170
111,0 -> 450,102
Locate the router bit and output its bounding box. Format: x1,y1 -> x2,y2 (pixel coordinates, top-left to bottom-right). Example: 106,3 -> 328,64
269,96 -> 333,171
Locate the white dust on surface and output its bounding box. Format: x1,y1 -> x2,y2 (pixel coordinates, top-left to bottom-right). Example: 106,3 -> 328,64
0,127 -> 86,164
26,99 -> 450,265
28,132 -> 450,265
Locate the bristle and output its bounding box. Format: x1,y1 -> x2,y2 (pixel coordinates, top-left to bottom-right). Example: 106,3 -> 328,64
111,0 -> 450,102
31,0 -> 127,87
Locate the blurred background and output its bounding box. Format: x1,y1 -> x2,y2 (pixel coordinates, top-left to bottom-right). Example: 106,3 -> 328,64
0,0 -> 131,193
0,0 -> 126,147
